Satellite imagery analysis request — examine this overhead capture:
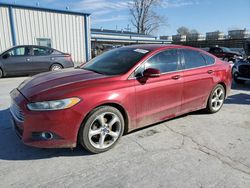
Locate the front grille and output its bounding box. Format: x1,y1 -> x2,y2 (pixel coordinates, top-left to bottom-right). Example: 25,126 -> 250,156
238,65 -> 250,78
10,101 -> 25,122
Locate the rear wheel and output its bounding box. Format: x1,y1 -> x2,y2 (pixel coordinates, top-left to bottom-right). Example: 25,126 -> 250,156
79,106 -> 124,153
50,64 -> 63,71
206,84 -> 225,113
0,68 -> 3,78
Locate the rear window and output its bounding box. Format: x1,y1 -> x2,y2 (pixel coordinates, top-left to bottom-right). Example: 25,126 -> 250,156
202,53 -> 215,65
32,47 -> 52,56
182,49 -> 207,69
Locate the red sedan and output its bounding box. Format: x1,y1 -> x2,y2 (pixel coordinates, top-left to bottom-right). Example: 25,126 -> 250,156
10,45 -> 232,153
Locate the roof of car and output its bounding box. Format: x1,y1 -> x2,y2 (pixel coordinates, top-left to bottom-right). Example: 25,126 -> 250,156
13,45 -> 52,48
123,44 -> 193,51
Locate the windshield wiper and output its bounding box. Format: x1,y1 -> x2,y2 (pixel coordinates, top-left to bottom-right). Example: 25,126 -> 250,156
82,68 -> 105,75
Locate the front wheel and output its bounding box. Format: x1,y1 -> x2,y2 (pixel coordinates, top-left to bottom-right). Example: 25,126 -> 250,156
206,84 -> 225,113
78,106 -> 125,153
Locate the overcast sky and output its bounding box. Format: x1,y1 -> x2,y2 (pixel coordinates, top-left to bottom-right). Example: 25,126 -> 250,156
2,0 -> 250,36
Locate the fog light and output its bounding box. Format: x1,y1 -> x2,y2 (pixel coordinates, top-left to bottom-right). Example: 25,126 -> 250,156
41,132 -> 53,140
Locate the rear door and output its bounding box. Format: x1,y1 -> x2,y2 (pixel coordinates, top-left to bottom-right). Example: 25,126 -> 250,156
180,49 -> 215,114
1,46 -> 31,75
29,46 -> 53,73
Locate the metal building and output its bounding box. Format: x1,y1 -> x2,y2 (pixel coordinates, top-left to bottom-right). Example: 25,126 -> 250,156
228,29 -> 250,39
206,31 -> 225,40
91,28 -> 170,57
0,3 -> 91,63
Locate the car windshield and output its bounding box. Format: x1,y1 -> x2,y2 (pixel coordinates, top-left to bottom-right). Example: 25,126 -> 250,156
82,48 -> 150,75
221,47 -> 233,53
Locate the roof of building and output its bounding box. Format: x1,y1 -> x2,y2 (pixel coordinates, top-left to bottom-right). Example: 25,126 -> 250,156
91,28 -> 155,38
0,2 -> 90,16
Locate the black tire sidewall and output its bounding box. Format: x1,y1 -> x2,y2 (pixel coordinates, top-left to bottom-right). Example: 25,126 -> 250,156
207,84 -> 225,113
50,64 -> 62,71
0,68 -> 3,78
79,106 -> 125,154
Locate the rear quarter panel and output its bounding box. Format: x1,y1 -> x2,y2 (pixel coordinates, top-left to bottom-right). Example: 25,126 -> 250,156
212,59 -> 232,98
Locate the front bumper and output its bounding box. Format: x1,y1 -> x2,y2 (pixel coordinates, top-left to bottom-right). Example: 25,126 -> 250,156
9,89 -> 84,148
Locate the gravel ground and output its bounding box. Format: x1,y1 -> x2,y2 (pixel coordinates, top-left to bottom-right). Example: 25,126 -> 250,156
0,76 -> 249,188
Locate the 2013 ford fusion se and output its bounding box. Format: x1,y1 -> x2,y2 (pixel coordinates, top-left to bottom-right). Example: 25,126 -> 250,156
10,45 -> 232,153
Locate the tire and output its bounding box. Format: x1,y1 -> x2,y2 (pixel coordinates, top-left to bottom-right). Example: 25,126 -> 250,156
206,84 -> 225,114
0,68 -> 3,78
78,106 -> 125,153
50,64 -> 63,71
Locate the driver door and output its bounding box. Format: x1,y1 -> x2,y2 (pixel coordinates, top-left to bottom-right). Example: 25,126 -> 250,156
134,49 -> 183,128
2,46 -> 31,75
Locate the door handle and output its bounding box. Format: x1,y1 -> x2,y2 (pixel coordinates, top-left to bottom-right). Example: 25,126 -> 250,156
207,70 -> 213,74
26,58 -> 30,62
171,75 -> 181,80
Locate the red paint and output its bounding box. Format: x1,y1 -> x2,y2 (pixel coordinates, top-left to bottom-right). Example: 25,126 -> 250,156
10,45 -> 232,148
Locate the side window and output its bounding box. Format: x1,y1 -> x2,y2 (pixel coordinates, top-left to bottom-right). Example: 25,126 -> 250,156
202,53 -> 215,65
8,47 -> 26,56
32,47 -> 51,56
182,49 -> 207,69
144,50 -> 179,74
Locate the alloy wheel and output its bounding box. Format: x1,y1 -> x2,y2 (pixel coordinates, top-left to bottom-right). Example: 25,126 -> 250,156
51,64 -> 62,71
88,112 -> 122,149
211,87 -> 225,111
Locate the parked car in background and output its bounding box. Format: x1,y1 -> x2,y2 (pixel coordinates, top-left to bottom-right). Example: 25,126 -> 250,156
232,59 -> 250,84
230,48 -> 246,58
10,44 -> 232,153
208,46 -> 242,62
0,45 -> 74,78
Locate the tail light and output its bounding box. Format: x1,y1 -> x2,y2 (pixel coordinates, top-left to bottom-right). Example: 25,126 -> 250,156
65,54 -> 73,62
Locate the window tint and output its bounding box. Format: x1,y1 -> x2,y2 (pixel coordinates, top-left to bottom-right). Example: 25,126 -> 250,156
32,47 -> 51,56
8,47 -> 26,56
83,48 -> 150,75
202,53 -> 215,65
144,50 -> 179,74
182,49 -> 206,69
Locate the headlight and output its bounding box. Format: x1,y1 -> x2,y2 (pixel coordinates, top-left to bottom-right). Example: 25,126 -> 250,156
27,97 -> 81,111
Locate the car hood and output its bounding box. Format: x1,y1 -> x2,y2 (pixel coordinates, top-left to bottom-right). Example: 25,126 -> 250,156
18,69 -> 111,101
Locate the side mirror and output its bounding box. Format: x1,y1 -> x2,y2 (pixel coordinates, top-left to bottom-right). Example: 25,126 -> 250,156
143,68 -> 160,78
2,53 -> 10,59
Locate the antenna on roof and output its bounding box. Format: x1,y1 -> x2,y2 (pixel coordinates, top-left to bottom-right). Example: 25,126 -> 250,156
36,2 -> 40,6
66,6 -> 70,10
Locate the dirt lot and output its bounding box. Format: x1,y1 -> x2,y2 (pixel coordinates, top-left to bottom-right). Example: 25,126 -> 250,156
0,76 -> 250,188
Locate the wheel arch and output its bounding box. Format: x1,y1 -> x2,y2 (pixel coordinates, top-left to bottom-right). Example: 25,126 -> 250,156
217,82 -> 227,98
79,102 -> 130,137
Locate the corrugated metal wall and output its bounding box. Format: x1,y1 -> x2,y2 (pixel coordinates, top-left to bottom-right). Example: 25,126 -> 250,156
0,7 -> 13,53
12,8 -> 87,63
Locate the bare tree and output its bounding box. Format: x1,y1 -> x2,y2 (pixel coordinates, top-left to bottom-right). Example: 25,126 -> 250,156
177,27 -> 199,35
177,26 -> 189,35
129,0 -> 166,34
190,29 -> 199,34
